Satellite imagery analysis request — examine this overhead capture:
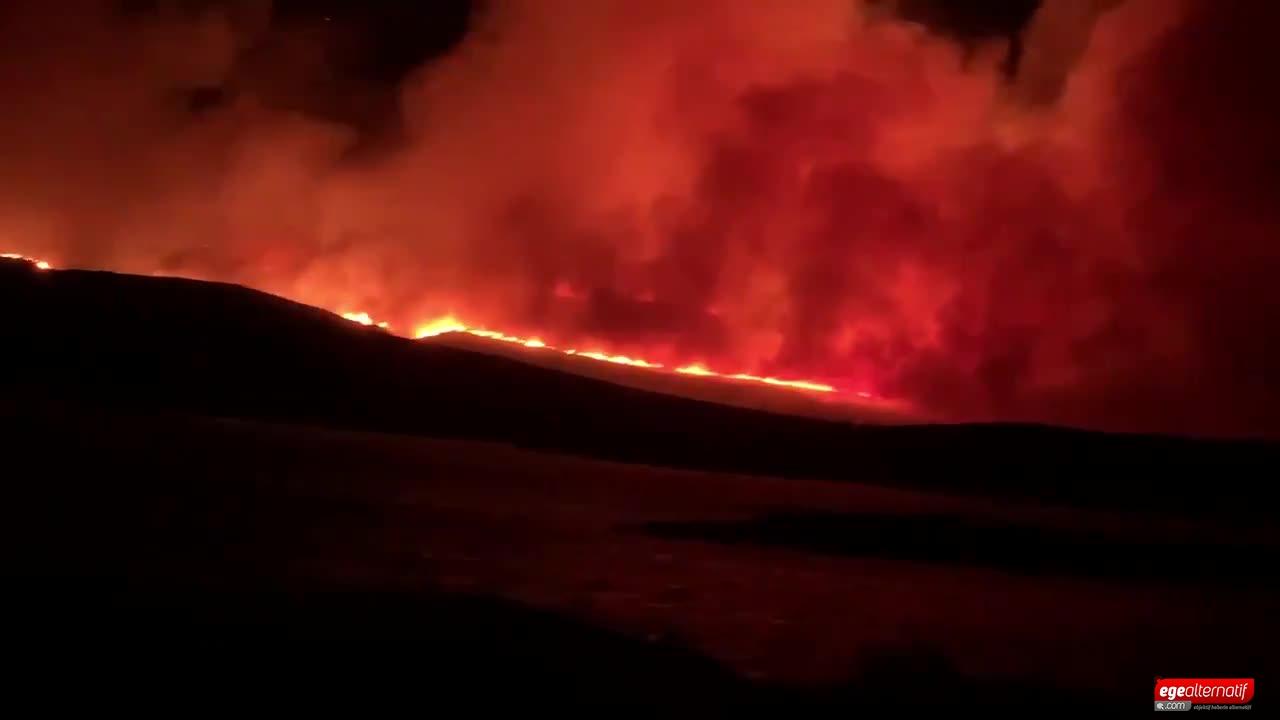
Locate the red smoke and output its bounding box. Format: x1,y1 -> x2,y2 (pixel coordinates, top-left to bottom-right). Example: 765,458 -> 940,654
1,0 -> 1278,437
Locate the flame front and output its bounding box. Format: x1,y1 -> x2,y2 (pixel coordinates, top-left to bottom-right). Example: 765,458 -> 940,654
340,312 -> 390,329
383,311 -> 840,393
2,248 -> 868,401
2,253 -> 52,270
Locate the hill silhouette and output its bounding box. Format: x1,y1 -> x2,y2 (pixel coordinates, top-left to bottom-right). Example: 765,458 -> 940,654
2,257 -> 1277,518
3,256 -> 1276,708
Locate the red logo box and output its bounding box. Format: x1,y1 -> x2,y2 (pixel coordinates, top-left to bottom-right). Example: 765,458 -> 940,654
1155,678 -> 1254,704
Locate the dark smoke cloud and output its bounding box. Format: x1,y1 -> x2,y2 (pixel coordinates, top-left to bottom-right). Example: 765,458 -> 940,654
2,0 -> 1278,437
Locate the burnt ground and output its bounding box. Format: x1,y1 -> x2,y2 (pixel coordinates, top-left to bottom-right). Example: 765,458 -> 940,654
2,258 -> 1277,710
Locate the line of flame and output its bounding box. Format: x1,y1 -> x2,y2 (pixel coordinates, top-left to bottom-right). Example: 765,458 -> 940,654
2,251 -> 866,398
408,314 -> 838,393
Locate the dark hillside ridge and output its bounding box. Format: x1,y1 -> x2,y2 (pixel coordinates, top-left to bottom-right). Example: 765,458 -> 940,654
2,258 -> 1275,517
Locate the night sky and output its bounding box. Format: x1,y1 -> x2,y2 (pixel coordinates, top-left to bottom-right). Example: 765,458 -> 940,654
227,1 -> 1049,134
283,1 -> 1046,76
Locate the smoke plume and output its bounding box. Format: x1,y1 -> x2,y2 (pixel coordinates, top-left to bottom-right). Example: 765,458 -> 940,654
2,0 -> 1278,437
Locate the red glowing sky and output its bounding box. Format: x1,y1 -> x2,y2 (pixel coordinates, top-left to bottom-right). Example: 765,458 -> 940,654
1,0 -> 1277,437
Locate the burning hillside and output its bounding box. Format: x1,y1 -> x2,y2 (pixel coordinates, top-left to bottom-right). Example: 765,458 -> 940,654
2,253 -> 51,270
2,0 -> 1279,437
4,251 -> 857,401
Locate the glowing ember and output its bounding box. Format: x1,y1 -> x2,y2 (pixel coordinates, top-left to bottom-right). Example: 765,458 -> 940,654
1,253 -> 52,270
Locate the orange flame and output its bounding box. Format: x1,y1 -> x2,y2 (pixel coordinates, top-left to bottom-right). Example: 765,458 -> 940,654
1,253 -> 52,270
405,312 -> 840,393
674,364 -> 837,392
416,316 -> 669,369
676,364 -> 716,376
2,247 -> 868,401
340,312 -> 390,329
414,315 -> 468,337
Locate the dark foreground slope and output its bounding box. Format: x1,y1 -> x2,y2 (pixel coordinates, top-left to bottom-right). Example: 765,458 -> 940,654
9,409 -> 1268,710
3,258 -> 1276,709
2,258 -> 1277,518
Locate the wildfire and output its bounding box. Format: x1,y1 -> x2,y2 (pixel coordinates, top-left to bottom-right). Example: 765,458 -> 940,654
414,315 -> 468,337
1,253 -> 52,270
0,248 -> 864,400
676,364 -> 715,376
569,351 -> 662,369
415,316 -> 669,368
407,313 -> 839,394
340,311 -> 390,329
674,364 -> 837,393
